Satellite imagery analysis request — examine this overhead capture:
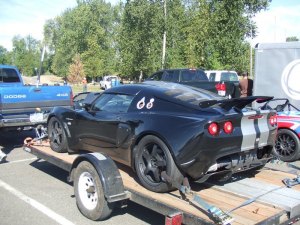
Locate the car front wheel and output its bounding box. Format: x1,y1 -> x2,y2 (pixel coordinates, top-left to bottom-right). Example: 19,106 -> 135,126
48,117 -> 68,153
134,135 -> 183,193
273,129 -> 300,162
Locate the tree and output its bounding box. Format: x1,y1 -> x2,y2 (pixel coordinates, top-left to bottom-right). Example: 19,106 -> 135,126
67,53 -> 86,84
119,0 -> 164,78
0,46 -> 9,64
286,36 -> 299,42
11,35 -> 41,76
45,0 -> 118,78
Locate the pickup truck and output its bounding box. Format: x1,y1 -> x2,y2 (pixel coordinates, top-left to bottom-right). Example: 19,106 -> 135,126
0,64 -> 73,131
99,75 -> 121,90
145,68 -> 239,98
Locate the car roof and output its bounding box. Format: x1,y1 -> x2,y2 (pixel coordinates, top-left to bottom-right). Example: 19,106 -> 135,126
205,70 -> 237,73
106,82 -> 222,103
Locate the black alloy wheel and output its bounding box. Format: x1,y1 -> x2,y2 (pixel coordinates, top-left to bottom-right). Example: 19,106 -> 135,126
141,143 -> 166,183
48,117 -> 68,153
273,129 -> 300,162
135,135 -> 183,193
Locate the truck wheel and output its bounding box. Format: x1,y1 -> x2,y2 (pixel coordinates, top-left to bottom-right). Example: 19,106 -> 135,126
48,117 -> 67,153
74,161 -> 114,220
273,129 -> 300,162
134,135 -> 183,193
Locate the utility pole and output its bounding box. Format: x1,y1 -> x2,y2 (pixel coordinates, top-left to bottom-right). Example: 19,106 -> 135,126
161,0 -> 167,69
250,28 -> 253,78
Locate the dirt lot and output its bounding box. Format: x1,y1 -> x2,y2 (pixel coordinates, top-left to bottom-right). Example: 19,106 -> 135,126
22,75 -> 64,85
22,75 -> 101,94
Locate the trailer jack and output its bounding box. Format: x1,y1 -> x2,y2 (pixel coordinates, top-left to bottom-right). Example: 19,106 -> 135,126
161,171 -> 234,225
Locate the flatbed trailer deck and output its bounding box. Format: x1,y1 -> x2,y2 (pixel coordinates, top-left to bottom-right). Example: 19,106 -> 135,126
24,141 -> 300,225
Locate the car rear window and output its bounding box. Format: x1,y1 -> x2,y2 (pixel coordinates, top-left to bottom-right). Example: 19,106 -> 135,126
180,70 -> 208,82
0,68 -> 21,83
220,72 -> 238,82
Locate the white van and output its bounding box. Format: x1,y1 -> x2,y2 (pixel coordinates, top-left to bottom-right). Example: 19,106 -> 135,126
205,70 -> 239,82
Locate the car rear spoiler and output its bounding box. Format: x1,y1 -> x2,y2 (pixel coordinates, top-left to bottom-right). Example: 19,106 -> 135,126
199,96 -> 274,111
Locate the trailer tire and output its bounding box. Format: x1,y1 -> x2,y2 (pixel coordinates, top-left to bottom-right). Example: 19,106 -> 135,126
135,135 -> 183,193
48,117 -> 67,153
74,161 -> 114,221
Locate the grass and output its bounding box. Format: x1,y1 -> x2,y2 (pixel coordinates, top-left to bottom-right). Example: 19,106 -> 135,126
71,83 -> 102,94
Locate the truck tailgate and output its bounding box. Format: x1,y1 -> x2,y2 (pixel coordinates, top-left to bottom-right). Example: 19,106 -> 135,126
0,85 -> 72,114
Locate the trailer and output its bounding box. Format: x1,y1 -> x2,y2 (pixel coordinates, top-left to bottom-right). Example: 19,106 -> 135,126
253,42 -> 300,107
23,140 -> 300,225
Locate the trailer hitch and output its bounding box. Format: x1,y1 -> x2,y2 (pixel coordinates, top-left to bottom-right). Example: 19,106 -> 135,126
282,175 -> 300,188
161,171 -> 234,225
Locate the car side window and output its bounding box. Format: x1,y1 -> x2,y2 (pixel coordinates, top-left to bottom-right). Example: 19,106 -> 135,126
209,73 -> 216,81
162,71 -> 174,81
92,93 -> 134,113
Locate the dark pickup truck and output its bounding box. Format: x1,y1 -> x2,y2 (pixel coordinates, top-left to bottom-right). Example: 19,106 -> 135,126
145,68 -> 239,98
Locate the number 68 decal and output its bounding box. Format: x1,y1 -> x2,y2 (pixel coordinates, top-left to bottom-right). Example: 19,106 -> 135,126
137,97 -> 155,110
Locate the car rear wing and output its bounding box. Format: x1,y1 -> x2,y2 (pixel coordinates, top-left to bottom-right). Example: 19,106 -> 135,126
199,96 -> 274,111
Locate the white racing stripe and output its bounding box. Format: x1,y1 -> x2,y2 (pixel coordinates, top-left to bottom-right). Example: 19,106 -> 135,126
241,110 -> 271,151
0,179 -> 75,225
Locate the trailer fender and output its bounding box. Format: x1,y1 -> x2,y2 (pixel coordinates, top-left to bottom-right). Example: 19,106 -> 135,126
69,152 -> 129,203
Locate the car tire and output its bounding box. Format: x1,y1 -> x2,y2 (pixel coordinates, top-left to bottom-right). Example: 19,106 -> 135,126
134,135 -> 183,193
48,117 -> 68,153
273,129 -> 300,162
74,161 -> 114,220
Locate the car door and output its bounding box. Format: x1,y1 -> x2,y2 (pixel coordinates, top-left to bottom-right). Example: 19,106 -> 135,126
76,93 -> 134,160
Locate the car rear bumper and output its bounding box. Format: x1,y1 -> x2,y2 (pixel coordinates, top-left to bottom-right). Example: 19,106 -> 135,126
184,145 -> 273,182
0,113 -> 48,129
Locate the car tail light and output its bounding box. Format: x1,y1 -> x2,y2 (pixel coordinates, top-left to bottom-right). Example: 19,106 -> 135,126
223,121 -> 233,134
215,82 -> 226,91
208,122 -> 219,136
215,82 -> 226,96
165,213 -> 183,225
70,90 -> 74,107
269,115 -> 277,126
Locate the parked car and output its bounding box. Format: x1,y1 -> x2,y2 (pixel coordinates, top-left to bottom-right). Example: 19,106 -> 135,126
145,68 -> 240,98
99,75 -> 121,90
260,98 -> 300,162
205,70 -> 239,82
47,82 -> 276,193
205,70 -> 240,97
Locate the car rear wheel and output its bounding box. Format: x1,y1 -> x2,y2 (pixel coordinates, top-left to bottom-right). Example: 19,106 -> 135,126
273,129 -> 300,162
134,135 -> 183,192
48,117 -> 68,153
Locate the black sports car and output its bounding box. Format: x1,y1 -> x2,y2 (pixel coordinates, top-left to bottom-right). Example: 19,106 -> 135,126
48,82 -> 277,192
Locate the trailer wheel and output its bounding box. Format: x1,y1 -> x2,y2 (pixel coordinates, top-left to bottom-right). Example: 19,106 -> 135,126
48,117 -> 67,153
273,129 -> 300,162
74,161 -> 114,220
135,135 -> 183,193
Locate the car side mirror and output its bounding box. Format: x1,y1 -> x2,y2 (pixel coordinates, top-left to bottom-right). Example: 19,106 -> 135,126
83,103 -> 92,111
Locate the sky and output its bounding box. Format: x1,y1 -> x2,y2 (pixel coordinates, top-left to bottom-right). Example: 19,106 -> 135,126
0,0 -> 300,51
